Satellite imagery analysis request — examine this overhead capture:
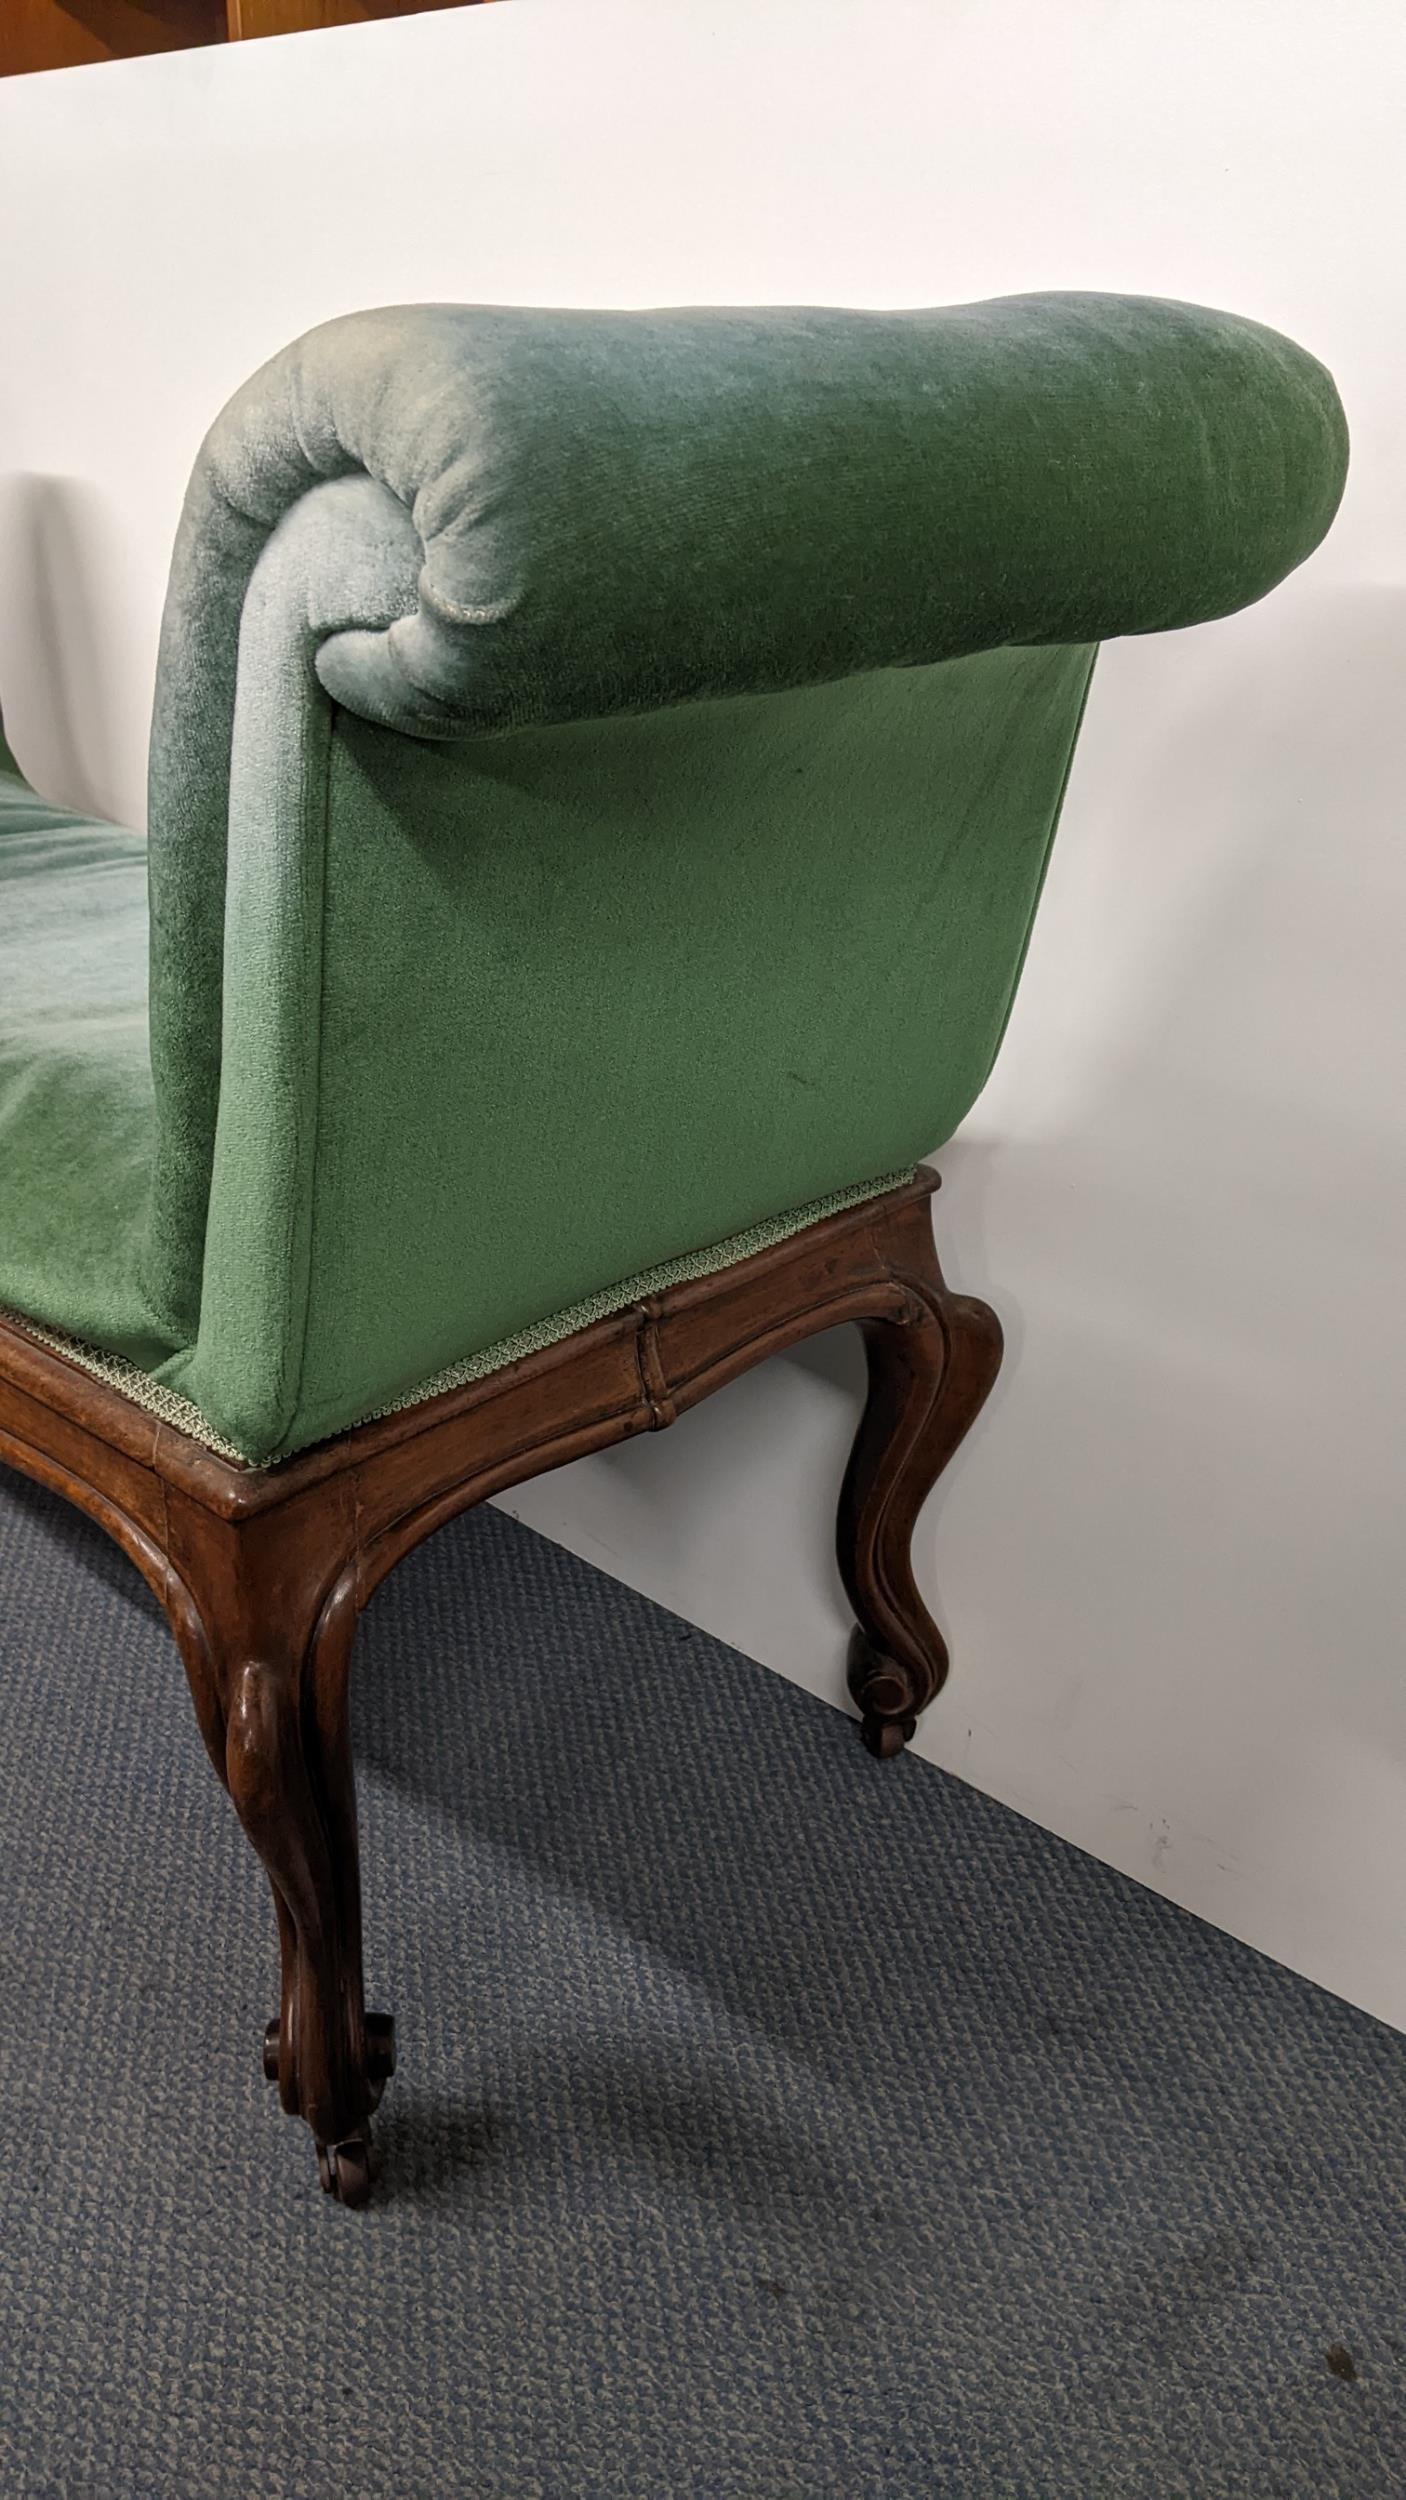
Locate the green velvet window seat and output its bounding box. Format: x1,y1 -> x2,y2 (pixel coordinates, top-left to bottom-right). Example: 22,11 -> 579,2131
0,295 -> 1348,1466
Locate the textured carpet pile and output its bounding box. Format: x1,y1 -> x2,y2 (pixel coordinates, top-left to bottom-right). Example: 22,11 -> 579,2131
1,1466 -> 1402,2499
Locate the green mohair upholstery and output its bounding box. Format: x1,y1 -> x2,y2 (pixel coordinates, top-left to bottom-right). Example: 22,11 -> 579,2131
0,296 -> 1348,1462
0,723 -> 158,1361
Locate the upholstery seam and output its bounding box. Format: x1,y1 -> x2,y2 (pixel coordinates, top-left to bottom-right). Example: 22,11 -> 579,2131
272,688 -> 336,1462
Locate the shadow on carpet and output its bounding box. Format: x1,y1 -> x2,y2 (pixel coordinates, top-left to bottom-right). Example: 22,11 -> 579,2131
1,1464 -> 1402,2500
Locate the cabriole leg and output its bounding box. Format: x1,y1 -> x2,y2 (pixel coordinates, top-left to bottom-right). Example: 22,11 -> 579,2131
837,1224 -> 1003,1759
162,1494 -> 394,2206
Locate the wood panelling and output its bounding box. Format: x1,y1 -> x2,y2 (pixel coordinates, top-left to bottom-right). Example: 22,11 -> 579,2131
0,0 -> 223,74
228,0 -> 478,33
0,0 -> 487,75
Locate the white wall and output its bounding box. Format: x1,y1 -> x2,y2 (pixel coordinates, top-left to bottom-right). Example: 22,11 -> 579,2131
1,0 -> 1403,2026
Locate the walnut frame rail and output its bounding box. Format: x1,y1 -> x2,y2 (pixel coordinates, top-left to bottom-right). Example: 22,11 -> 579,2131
0,1165 -> 1000,2204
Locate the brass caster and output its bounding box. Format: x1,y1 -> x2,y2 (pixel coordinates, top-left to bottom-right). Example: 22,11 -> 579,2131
860,1710 -> 917,1759
317,2129 -> 377,2208
262,2017 -> 281,2083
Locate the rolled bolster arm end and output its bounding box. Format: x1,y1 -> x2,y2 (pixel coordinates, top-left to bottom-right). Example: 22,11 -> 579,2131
171,292 -> 1349,751
316,619 -> 469,739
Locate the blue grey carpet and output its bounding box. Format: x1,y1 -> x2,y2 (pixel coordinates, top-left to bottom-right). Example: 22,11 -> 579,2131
1,1462 -> 1403,2500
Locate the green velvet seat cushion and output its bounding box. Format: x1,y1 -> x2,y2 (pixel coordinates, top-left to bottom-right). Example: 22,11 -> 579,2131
0,731 -> 162,1363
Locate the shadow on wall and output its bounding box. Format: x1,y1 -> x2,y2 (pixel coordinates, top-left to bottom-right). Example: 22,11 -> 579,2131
0,473 -> 131,823
936,579 -> 1406,1412
674,583 -> 1406,1653
920,584 -> 1406,1904
767,582 -> 1406,1376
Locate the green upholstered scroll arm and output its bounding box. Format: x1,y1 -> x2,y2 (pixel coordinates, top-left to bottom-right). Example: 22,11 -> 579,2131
138,293 -> 1348,1396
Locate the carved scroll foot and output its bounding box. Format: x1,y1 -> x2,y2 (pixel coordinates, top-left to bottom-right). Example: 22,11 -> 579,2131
159,1489 -> 395,2206
847,1631 -> 920,1757
837,1220 -> 1003,1757
219,1573 -> 391,2196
